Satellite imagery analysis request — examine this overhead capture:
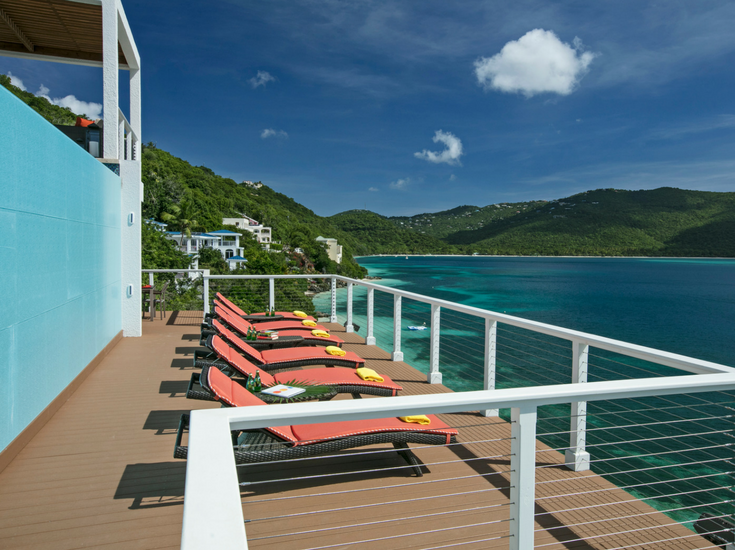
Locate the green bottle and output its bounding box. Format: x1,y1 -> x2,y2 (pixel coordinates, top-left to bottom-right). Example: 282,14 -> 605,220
254,370 -> 262,392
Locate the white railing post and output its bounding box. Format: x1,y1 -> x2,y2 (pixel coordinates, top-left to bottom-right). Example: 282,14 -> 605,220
330,277 -> 337,323
345,282 -> 354,332
565,340 -> 591,471
482,319 -> 498,417
203,270 -> 210,315
366,287 -> 376,345
392,294 -> 403,362
428,304 -> 442,384
148,272 -> 154,286
268,278 -> 275,312
509,405 -> 537,550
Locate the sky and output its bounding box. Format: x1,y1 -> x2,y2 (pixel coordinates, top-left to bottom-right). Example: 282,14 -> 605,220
3,0 -> 735,217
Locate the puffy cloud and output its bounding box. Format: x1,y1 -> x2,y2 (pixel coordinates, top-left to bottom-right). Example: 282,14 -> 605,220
474,29 -> 596,98
36,84 -> 103,119
249,70 -> 276,88
414,130 -> 463,166
261,128 -> 288,139
368,187 -> 379,192
389,178 -> 410,190
7,72 -> 26,91
449,174 -> 457,181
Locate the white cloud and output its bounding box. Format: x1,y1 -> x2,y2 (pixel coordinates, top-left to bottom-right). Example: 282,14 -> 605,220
449,174 -> 457,181
261,128 -> 288,139
368,186 -> 379,192
249,70 -> 276,88
414,130 -> 463,166
7,72 -> 26,91
389,178 -> 410,190
36,84 -> 103,119
474,29 -> 596,97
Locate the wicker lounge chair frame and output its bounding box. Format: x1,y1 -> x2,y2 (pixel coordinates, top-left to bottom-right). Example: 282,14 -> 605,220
174,367 -> 457,476
213,302 -> 330,333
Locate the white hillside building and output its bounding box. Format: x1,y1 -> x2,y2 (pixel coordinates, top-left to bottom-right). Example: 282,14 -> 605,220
316,236 -> 343,264
222,216 -> 272,249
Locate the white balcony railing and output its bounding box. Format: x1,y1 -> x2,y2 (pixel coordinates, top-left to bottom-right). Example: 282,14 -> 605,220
117,108 -> 138,161
174,273 -> 735,549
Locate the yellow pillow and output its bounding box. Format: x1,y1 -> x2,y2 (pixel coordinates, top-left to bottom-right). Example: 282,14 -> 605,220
399,415 -> 431,425
302,320 -> 317,327
293,310 -> 308,318
356,367 -> 384,382
325,346 -> 346,357
311,329 -> 330,338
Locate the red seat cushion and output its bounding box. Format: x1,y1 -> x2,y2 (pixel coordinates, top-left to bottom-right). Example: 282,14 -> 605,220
291,416 -> 457,446
273,368 -> 401,394
261,347 -> 364,365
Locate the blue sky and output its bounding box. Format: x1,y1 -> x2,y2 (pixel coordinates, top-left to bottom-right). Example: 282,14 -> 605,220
3,0 -> 735,216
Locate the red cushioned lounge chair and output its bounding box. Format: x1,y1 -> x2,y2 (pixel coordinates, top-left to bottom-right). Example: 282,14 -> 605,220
214,302 -> 330,333
215,292 -> 317,322
174,366 -> 458,476
192,337 -> 401,399
203,329 -> 364,371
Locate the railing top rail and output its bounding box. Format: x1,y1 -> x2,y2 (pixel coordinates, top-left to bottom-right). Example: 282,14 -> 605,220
330,275 -> 735,376
199,372 -> 735,432
117,107 -> 138,142
143,269 -> 206,273
205,274 -> 325,279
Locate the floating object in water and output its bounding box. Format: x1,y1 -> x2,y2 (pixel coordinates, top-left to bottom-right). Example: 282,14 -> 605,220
407,326 -> 428,331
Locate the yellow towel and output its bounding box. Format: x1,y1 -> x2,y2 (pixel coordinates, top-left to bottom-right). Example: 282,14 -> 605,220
293,310 -> 308,318
302,320 -> 317,327
399,415 -> 431,425
325,346 -> 346,356
311,329 -> 330,338
356,367 -> 384,383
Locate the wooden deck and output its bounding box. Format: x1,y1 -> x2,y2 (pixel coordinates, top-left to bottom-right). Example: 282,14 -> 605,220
0,312 -> 718,549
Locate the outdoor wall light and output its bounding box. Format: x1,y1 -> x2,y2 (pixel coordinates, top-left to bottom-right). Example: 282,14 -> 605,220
126,284 -> 134,298
128,212 -> 135,225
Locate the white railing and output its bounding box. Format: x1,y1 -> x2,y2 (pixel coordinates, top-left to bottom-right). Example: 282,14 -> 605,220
181,373 -> 735,550
178,273 -> 735,548
118,107 -> 138,161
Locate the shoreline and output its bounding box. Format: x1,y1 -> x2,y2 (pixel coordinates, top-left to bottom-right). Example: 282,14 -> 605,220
354,254 -> 735,260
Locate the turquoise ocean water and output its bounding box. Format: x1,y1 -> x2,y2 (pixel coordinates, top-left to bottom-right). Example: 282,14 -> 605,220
314,256 -> 735,527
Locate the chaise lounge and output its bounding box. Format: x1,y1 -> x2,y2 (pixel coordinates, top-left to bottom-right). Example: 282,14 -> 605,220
215,292 -> 318,322
192,338 -> 402,398
174,366 -> 458,476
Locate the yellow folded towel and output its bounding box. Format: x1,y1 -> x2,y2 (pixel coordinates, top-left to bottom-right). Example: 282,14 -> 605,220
325,346 -> 346,356
356,367 -> 384,382
311,329 -> 331,338
293,310 -> 308,318
399,415 -> 431,425
302,320 -> 317,327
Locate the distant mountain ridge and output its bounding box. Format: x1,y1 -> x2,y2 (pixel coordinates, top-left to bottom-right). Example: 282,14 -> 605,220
330,188 -> 735,257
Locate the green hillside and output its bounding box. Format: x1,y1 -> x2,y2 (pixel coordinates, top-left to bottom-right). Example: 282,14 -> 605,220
141,144 -> 367,277
390,201 -> 546,239
445,188 -> 735,256
1,74 -> 83,125
328,210 -> 455,255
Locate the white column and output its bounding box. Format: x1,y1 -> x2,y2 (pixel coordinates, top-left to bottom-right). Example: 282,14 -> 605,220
102,0 -> 118,160
428,304 -> 442,384
565,341 -> 591,471
345,283 -> 354,332
330,277 -> 337,323
509,405 -> 537,550
366,288 -> 376,346
129,67 -> 141,160
392,295 -> 403,362
268,278 -> 275,312
482,319 -> 498,417
203,271 -> 210,315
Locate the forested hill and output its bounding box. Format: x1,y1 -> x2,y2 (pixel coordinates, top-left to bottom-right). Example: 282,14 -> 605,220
141,145 -> 368,277
331,188 -> 735,257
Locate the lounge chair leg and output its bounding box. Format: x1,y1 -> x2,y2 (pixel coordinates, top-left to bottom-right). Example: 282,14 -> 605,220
393,442 -> 423,476
351,393 -> 363,399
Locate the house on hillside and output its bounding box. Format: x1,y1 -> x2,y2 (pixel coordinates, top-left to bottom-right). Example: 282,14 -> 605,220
166,229 -> 246,270
222,216 -> 272,249
316,236 -> 343,264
